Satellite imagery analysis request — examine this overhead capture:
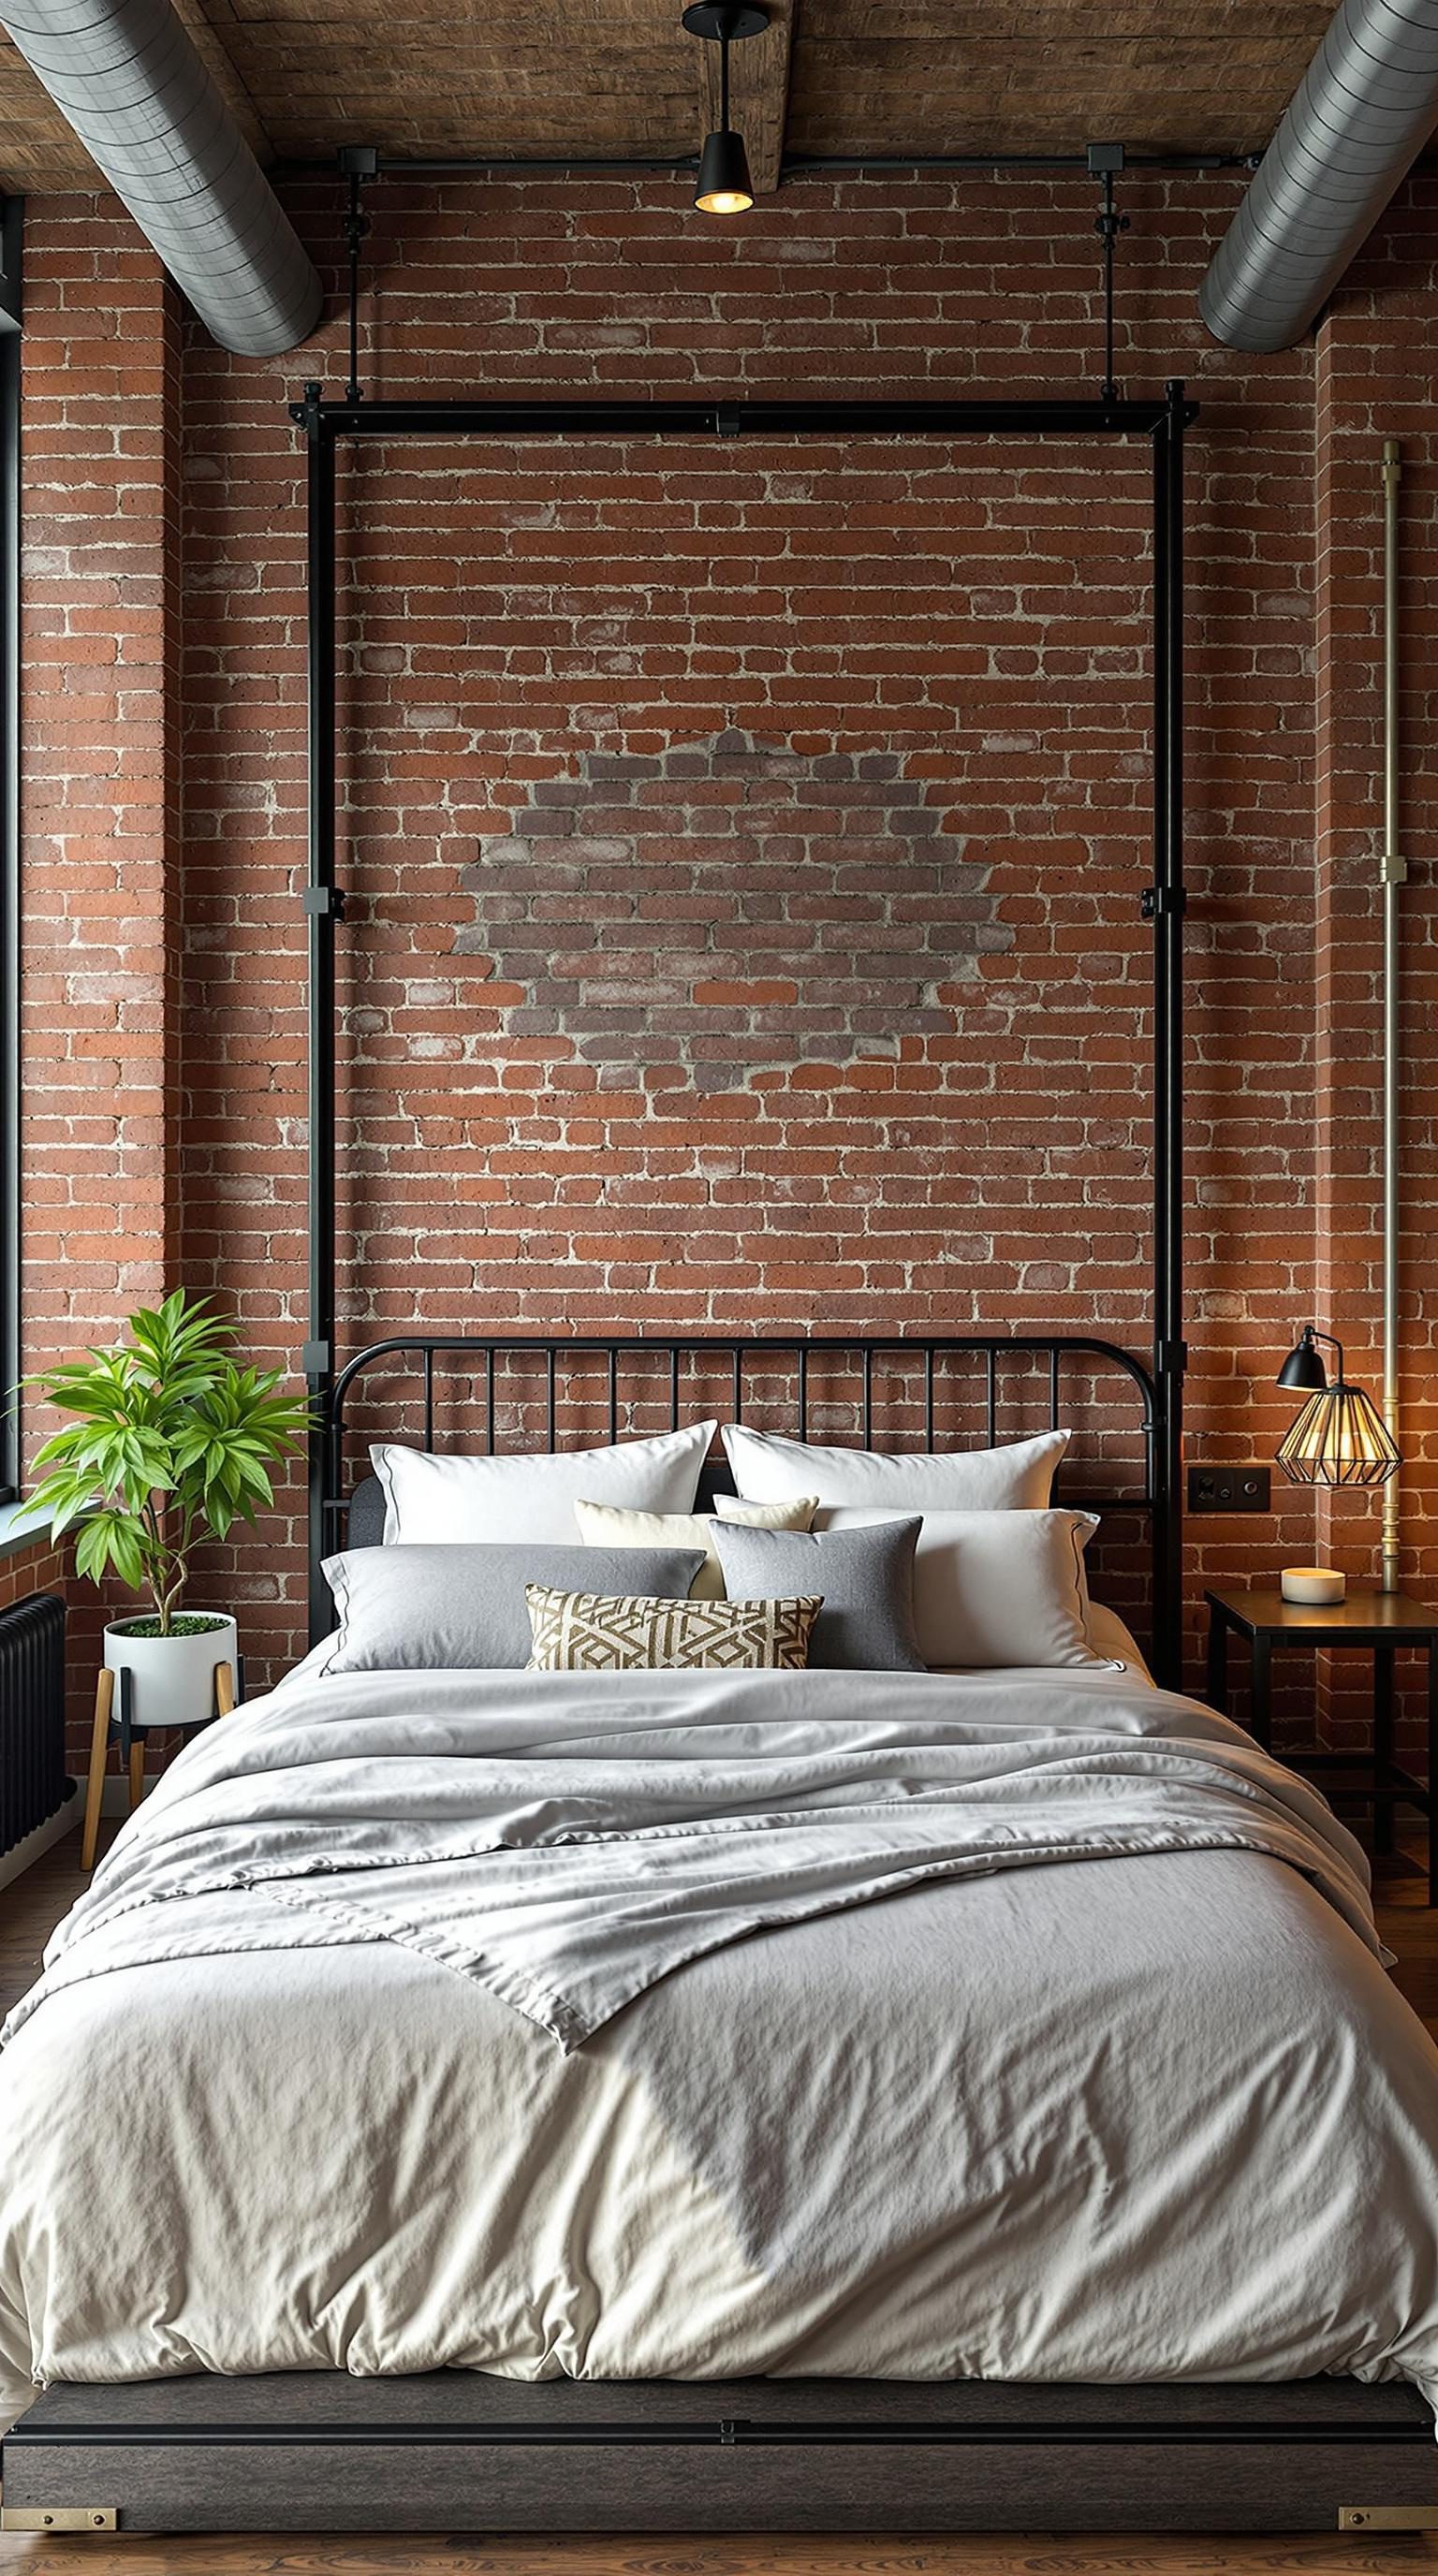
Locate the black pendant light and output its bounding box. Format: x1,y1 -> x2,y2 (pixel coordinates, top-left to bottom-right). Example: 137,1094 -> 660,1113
1275,1325 -> 1401,1487
682,4 -> 768,214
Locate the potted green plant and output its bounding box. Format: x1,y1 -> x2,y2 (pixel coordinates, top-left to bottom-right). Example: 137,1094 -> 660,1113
28,1291 -> 310,1729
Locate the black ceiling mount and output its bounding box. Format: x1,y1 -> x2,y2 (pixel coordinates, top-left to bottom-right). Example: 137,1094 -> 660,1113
337,144 -> 378,404
681,5 -> 769,38
1087,140 -> 1130,406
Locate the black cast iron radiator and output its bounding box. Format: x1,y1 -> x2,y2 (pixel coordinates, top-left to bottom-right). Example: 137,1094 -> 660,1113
0,1592 -> 68,1857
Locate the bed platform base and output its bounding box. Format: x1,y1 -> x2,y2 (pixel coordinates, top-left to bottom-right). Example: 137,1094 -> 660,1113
5,2374 -> 1436,2535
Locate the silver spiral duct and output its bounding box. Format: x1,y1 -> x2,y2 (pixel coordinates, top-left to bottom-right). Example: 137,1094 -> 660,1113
0,0 -> 322,355
1200,0 -> 1438,353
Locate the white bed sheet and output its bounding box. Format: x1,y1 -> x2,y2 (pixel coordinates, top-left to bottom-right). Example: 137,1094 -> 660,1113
3,1653 -> 1436,2426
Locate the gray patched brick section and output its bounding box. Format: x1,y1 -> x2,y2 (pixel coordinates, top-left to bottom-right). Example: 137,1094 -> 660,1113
456,732 -> 1013,1089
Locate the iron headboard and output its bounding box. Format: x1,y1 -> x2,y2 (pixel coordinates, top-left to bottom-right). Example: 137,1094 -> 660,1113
315,1330 -> 1165,1655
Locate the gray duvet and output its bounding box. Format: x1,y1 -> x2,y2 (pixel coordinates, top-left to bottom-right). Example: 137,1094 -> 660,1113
4,1660 -> 1438,2421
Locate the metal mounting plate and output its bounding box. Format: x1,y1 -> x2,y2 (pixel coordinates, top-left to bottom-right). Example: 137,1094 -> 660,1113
1,2506 -> 117,2531
1339,2507 -> 1438,2531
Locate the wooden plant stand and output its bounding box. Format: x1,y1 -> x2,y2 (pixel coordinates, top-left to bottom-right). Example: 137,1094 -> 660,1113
81,1658 -> 236,1872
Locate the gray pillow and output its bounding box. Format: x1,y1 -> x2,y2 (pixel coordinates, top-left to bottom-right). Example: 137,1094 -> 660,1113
712,1517 -> 924,1672
321,1544 -> 708,1673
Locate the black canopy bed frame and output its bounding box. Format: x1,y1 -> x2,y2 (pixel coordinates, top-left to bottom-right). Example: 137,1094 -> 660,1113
9,376 -> 1436,2542
293,377 -> 1195,1680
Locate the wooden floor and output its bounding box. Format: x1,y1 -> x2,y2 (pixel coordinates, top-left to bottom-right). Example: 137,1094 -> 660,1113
3,2539 -> 1438,2576
4,1828 -> 1438,2576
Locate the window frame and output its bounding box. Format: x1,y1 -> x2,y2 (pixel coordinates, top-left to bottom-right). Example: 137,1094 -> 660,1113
0,197 -> 22,1505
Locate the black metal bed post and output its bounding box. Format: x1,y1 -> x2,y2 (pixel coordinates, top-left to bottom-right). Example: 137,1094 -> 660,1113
295,386 -> 341,1646
1149,379 -> 1188,1689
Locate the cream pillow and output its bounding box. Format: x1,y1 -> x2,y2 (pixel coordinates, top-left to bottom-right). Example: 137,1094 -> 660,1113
525,1585 -> 821,1672
372,1420 -> 717,1544
818,1505 -> 1103,1668
722,1423 -> 1068,1513
573,1494 -> 818,1599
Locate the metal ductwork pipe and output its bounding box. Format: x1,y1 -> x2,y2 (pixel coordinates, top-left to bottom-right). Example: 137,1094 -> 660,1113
1200,0 -> 1438,353
0,0 -> 322,355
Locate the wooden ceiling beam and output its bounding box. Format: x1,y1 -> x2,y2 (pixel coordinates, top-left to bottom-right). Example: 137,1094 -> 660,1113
0,0 -> 1337,197
697,0 -> 797,196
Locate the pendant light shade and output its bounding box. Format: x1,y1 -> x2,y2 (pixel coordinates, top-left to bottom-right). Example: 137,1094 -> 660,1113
695,125 -> 755,215
1274,1325 -> 1401,1487
683,1 -> 767,215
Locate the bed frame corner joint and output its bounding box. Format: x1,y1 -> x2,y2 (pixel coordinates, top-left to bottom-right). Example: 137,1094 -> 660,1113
0,2506 -> 118,2533
1339,2506 -> 1438,2531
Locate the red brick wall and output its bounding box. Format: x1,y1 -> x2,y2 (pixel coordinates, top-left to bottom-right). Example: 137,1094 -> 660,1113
1312,182 -> 1438,1752
11,166 -> 1429,1751
19,206 -> 184,1729
0,1537 -> 64,1617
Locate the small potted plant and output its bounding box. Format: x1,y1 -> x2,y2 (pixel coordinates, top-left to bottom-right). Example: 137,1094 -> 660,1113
28,1291 -> 310,1729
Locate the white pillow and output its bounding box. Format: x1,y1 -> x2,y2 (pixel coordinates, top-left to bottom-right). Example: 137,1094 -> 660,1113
373,1420 -> 718,1545
722,1422 -> 1068,1513
574,1494 -> 819,1600
818,1505 -> 1102,1668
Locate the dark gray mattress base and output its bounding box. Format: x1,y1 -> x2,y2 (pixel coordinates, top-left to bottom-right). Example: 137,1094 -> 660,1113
5,2373 -> 1437,2535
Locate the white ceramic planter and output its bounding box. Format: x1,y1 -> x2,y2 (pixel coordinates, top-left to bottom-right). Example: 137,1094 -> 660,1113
104,1615 -> 238,1731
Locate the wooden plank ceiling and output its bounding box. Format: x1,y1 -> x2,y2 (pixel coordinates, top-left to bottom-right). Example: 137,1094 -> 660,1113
0,0 -> 1335,197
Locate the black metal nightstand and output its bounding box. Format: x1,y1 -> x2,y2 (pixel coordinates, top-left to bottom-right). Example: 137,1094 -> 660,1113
1204,1585 -> 1438,1903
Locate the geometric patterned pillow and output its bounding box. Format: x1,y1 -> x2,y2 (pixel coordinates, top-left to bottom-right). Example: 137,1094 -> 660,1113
525,1584 -> 820,1673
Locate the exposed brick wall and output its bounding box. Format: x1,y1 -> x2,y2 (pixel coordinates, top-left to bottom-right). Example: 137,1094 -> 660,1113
19,207 -> 185,1735
457,733 -> 1011,1085
1312,182 -> 1438,1759
10,166 -> 1427,1759
0,1537 -> 63,1617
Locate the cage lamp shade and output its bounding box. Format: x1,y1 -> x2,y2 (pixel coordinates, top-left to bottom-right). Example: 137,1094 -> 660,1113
1274,1327 -> 1401,1487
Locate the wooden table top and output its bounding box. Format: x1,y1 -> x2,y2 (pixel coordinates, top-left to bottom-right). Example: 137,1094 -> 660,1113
1205,1585 -> 1438,1641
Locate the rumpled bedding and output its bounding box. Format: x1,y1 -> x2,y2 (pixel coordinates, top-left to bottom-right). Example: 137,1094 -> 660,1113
4,1658 -> 1438,2422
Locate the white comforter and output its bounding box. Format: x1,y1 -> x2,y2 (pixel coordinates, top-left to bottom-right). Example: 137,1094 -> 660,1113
4,1660 -> 1438,2422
